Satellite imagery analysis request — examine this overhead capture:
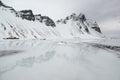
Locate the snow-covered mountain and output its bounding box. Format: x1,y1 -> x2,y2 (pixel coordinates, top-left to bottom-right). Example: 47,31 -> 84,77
56,13 -> 103,39
0,1 -> 103,40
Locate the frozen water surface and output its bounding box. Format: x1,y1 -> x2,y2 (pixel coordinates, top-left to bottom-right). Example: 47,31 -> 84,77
0,39 -> 120,80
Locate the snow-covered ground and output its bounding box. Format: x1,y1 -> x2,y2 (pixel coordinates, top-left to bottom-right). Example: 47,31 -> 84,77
0,39 -> 120,80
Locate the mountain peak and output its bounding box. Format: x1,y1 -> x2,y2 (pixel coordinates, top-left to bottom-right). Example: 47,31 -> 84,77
57,13 -> 86,24
19,9 -> 35,21
70,13 -> 86,21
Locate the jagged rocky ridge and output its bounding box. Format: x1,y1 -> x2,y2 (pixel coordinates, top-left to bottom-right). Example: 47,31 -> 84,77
18,10 -> 56,27
0,1 -> 103,39
57,13 -> 101,33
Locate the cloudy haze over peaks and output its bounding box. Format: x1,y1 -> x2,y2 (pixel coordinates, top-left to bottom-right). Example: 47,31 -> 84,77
2,0 -> 120,38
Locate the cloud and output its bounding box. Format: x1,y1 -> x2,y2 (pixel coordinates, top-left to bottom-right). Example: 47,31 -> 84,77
2,0 -> 120,21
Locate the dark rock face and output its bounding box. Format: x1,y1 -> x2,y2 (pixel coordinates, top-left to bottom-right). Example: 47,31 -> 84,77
35,14 -> 56,27
91,27 -> 101,33
0,1 -> 17,16
79,13 -> 86,21
18,10 -> 56,27
57,13 -> 86,23
0,1 -> 12,8
71,13 -> 86,22
0,1 -> 3,6
0,1 -> 6,7
35,14 -> 42,22
42,16 -> 56,27
86,21 -> 102,33
18,11 -> 56,27
19,10 -> 35,21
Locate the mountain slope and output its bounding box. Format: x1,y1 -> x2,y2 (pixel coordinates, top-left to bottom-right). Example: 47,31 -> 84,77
56,13 -> 103,39
0,1 -> 104,40
0,1 -> 59,39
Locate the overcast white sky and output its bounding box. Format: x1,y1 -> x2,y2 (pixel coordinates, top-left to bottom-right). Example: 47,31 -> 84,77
2,0 -> 120,38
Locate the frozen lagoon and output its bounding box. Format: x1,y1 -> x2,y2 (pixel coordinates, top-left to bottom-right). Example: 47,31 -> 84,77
0,39 -> 120,80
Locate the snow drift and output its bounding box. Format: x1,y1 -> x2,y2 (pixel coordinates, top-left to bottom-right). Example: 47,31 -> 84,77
0,1 -> 104,40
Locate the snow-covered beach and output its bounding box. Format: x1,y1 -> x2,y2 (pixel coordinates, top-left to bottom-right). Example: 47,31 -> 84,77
0,39 -> 120,80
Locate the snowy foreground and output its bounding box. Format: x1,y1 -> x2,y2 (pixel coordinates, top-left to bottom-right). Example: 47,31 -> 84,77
0,39 -> 120,80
